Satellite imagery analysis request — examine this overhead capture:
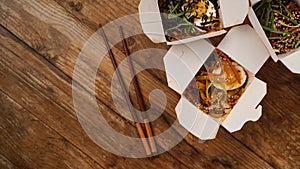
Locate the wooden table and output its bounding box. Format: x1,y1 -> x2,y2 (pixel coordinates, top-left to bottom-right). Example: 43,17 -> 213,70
0,0 -> 299,168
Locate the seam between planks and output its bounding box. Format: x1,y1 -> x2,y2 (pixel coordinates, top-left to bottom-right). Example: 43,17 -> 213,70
0,15 -> 274,169
0,25 -> 192,168
0,89 -> 105,169
50,4 -> 276,165
0,153 -> 18,169
36,1 -> 296,168
226,129 -> 276,169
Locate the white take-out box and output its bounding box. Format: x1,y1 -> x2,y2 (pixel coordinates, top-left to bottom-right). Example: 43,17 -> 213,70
164,25 -> 270,140
139,0 -> 249,45
248,0 -> 300,74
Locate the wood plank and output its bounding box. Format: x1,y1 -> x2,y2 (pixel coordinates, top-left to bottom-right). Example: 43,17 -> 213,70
0,27 -> 188,169
54,1 -> 300,167
0,91 -> 103,169
53,0 -> 169,83
0,23 -> 273,169
0,0 -> 276,168
0,154 -> 18,169
231,60 -> 300,168
0,10 -> 274,169
0,0 -> 173,125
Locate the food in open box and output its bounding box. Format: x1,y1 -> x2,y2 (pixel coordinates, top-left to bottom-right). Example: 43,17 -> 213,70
253,0 -> 300,54
183,49 -> 250,119
158,0 -> 223,42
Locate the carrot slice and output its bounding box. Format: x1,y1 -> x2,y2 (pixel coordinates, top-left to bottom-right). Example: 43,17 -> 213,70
216,49 -> 241,84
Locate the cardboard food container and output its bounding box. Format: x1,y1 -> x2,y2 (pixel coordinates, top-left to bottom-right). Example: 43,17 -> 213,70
164,25 -> 270,140
248,0 -> 300,74
138,0 -> 249,45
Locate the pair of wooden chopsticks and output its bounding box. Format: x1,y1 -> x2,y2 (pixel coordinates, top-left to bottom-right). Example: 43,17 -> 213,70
99,25 -> 157,156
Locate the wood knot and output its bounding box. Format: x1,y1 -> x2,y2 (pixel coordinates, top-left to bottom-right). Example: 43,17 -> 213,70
69,1 -> 83,11
127,37 -> 135,47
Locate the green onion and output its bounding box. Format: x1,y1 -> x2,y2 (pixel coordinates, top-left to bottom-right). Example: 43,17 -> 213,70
295,40 -> 300,48
280,1 -> 292,17
206,83 -> 212,101
263,26 -> 296,35
254,0 -> 268,12
270,12 -> 275,29
168,12 -> 185,19
275,11 -> 299,25
268,36 -> 286,40
260,6 -> 266,22
264,3 -> 271,27
295,34 -> 300,48
170,2 -> 180,14
166,22 -> 193,32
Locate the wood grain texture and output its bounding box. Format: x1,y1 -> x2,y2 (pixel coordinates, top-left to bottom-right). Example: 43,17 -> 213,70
0,0 -> 275,167
0,26 -> 188,169
0,22 -> 272,168
0,0 -> 299,168
0,154 -> 18,169
0,91 -> 103,169
232,60 -> 300,168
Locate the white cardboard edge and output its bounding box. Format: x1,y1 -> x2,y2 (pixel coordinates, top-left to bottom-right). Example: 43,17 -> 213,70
164,39 -> 215,94
164,25 -> 270,94
248,1 -> 300,74
175,98 -> 220,140
138,0 -> 166,43
216,25 -> 268,131
248,7 -> 279,62
139,0 -> 248,45
249,0 -> 260,6
219,0 -> 249,28
164,25 -> 269,139
166,30 -> 227,45
222,77 -> 267,132
280,49 -> 300,74
217,24 -> 270,75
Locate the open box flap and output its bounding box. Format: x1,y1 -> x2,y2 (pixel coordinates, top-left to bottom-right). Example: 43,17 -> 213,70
249,0 -> 260,6
280,49 -> 300,74
175,98 -> 220,140
248,7 -> 278,62
222,78 -> 267,132
217,24 -> 270,74
166,30 -> 227,45
164,39 -> 215,94
249,4 -> 300,73
220,0 -> 249,28
139,0 -> 166,43
139,0 -> 250,45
